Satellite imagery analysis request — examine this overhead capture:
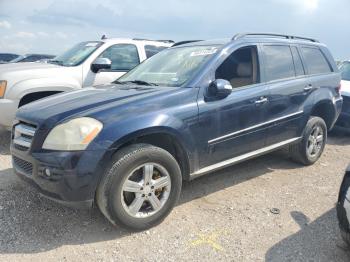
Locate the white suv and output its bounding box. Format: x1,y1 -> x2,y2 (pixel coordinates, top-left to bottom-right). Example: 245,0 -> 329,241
0,38 -> 173,129
336,61 -> 350,129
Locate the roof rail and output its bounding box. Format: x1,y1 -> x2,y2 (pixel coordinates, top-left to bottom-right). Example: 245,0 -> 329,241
132,38 -> 174,43
232,33 -> 319,43
172,40 -> 203,47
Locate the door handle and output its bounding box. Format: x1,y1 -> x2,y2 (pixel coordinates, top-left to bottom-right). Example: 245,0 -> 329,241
304,85 -> 313,92
254,97 -> 268,104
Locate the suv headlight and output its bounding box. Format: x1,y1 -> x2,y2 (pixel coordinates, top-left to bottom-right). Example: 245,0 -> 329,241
0,80 -> 7,98
42,117 -> 103,151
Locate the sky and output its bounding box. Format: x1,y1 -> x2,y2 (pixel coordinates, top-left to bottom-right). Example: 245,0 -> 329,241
0,0 -> 349,59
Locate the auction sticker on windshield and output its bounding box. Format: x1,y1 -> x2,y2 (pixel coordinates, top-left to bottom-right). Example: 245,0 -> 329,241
190,48 -> 217,57
86,42 -> 99,47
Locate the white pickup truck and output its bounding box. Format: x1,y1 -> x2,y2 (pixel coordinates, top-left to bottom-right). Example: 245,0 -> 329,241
0,38 -> 173,129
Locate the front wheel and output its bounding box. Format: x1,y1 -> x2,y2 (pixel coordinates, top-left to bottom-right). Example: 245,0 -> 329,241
289,116 -> 327,165
337,169 -> 350,247
96,144 -> 182,230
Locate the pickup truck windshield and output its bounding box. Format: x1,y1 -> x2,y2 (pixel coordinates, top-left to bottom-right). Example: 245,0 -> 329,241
50,41 -> 103,66
341,62 -> 350,81
118,45 -> 219,87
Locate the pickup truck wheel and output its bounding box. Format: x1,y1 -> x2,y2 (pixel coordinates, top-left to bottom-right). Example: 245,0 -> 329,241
96,144 -> 182,230
289,116 -> 327,165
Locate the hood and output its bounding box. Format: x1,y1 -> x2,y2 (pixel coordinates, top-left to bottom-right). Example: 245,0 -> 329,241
341,80 -> 350,97
0,62 -> 76,94
0,62 -> 60,74
16,84 -> 178,129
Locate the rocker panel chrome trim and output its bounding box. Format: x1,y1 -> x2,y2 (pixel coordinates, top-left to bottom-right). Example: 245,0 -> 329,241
191,137 -> 301,179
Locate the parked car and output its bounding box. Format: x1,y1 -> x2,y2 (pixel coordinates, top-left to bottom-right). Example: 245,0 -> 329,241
9,54 -> 56,63
335,61 -> 350,129
11,33 -> 342,230
337,165 -> 350,246
0,53 -> 20,63
0,38 -> 173,130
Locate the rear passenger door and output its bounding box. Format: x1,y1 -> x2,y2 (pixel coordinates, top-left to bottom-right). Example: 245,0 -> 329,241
262,45 -> 310,146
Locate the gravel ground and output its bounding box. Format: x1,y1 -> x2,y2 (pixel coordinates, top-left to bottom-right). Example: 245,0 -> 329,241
0,129 -> 350,261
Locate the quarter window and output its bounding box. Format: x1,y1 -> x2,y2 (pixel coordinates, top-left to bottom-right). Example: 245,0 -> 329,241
301,47 -> 332,75
263,45 -> 295,82
145,45 -> 167,58
98,44 -> 140,71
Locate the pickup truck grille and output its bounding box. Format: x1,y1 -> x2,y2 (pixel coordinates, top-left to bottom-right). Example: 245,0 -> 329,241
13,122 -> 36,151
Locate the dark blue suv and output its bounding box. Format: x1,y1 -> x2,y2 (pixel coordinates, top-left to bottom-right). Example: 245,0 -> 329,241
11,33 -> 342,230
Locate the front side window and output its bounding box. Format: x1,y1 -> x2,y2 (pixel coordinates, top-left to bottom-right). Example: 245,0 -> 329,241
301,47 -> 332,75
215,46 -> 260,88
118,45 -> 218,87
145,45 -> 167,58
340,62 -> 350,81
98,44 -> 140,71
50,41 -> 103,66
263,45 -> 295,82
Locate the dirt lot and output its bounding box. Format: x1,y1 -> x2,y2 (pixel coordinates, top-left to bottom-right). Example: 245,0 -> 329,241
0,130 -> 350,262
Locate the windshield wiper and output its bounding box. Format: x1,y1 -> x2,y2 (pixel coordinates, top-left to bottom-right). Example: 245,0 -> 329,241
114,80 -> 158,86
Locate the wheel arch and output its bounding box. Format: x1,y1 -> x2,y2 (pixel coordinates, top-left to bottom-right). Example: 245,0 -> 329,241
310,99 -> 336,130
19,90 -> 63,107
107,127 -> 193,181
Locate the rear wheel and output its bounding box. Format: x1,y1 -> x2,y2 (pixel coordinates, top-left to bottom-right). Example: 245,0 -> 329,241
96,144 -> 182,230
289,116 -> 327,165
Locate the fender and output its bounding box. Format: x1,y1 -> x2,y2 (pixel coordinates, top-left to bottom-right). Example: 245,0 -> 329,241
93,112 -> 198,175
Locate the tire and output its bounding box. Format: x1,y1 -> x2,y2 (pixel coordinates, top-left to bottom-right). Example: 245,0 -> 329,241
337,170 -> 350,247
96,143 -> 182,230
289,116 -> 327,165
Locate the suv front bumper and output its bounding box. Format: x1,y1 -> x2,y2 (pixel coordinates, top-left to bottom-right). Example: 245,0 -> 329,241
11,144 -> 111,209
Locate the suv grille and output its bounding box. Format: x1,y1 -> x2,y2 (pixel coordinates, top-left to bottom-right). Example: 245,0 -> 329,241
13,156 -> 33,175
13,122 -> 36,151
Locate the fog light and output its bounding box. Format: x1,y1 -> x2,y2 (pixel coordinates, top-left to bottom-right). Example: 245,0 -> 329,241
44,168 -> 51,177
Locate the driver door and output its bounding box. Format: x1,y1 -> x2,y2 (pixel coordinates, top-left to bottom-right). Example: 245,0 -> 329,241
197,45 -> 270,168
85,44 -> 141,87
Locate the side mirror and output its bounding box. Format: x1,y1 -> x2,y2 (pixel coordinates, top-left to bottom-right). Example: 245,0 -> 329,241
208,79 -> 233,99
91,58 -> 112,73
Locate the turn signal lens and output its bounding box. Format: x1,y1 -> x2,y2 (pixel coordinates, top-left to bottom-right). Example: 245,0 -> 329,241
0,80 -> 7,98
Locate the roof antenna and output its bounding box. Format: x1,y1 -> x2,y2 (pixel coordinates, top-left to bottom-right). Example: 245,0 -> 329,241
101,35 -> 107,40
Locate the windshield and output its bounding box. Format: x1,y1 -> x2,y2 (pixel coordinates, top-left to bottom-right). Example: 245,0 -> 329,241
10,55 -> 25,63
49,41 -> 103,66
341,62 -> 350,81
117,45 -> 219,87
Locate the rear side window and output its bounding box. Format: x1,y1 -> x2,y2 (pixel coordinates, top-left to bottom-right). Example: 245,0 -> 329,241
301,47 -> 331,75
145,45 -> 167,58
291,47 -> 305,76
263,45 -> 295,81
